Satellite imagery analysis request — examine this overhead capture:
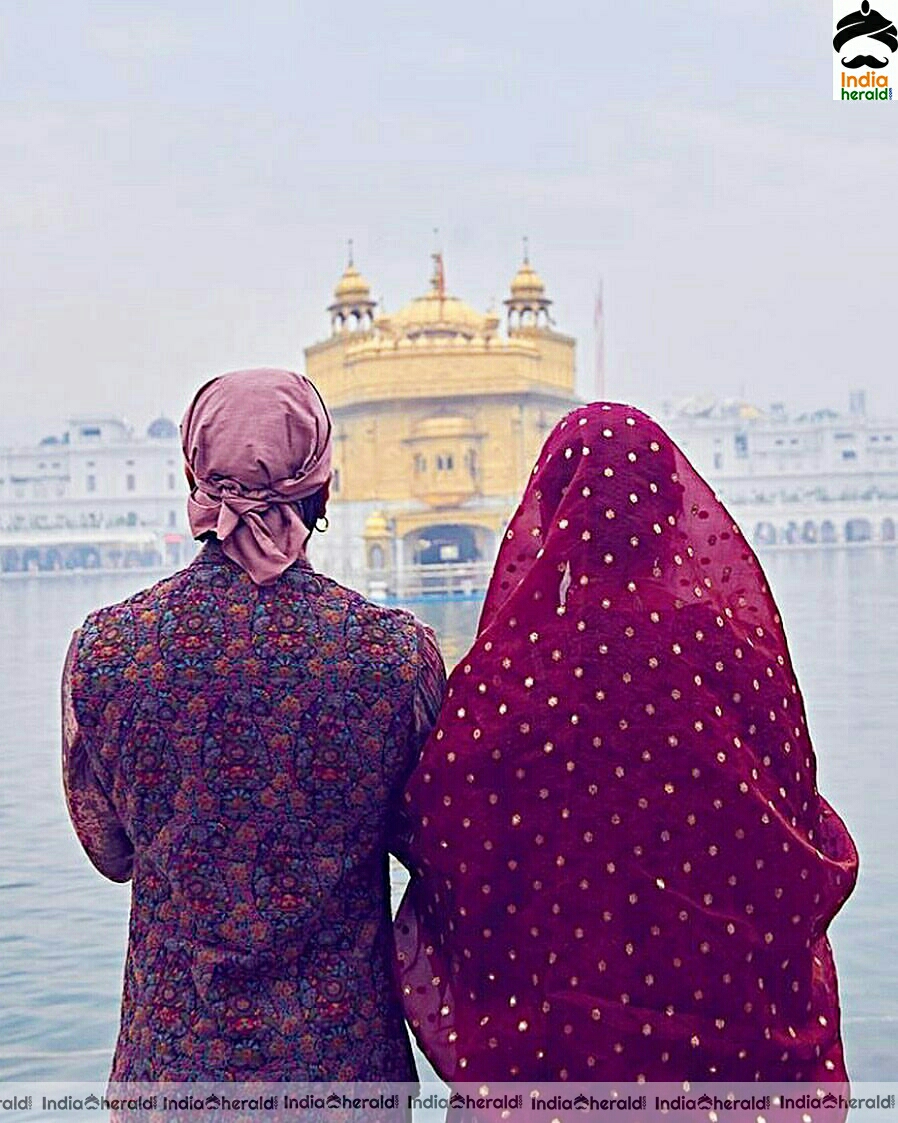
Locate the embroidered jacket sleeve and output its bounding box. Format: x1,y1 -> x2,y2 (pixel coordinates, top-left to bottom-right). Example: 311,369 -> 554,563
412,622 -> 446,754
61,631 -> 134,883
389,621 -> 446,867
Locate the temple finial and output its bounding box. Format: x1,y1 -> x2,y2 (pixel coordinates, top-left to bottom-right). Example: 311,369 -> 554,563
430,227 -> 445,297
347,238 -> 354,267
523,235 -> 529,264
430,251 -> 445,299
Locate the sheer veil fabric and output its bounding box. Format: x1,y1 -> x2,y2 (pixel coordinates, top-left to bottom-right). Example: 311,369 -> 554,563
395,403 -> 857,1082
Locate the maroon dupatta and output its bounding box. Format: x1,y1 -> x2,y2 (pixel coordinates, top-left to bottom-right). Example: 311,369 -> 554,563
395,403 -> 857,1083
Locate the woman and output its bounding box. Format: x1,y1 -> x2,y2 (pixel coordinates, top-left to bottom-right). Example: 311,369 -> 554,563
395,402 -> 857,1083
62,368 -> 445,1083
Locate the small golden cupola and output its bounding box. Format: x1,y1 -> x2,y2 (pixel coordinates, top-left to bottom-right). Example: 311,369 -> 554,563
505,239 -> 552,332
328,243 -> 377,334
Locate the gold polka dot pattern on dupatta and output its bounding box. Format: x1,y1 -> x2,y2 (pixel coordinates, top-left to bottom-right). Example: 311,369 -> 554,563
394,403 -> 858,1085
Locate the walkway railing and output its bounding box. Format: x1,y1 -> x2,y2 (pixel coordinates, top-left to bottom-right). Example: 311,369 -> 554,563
366,561 -> 494,601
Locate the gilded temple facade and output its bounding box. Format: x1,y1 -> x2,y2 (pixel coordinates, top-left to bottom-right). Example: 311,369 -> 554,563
304,253 -> 579,591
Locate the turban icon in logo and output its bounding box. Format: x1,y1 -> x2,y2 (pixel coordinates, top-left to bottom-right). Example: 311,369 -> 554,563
834,0 -> 898,67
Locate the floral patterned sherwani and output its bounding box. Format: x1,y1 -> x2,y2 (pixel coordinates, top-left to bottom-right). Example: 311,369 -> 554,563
62,542 -> 445,1082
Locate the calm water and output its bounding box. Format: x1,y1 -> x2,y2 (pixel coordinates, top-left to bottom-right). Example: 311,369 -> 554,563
0,551 -> 894,1082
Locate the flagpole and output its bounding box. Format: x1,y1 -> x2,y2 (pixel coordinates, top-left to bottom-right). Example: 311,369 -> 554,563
594,279 -> 605,400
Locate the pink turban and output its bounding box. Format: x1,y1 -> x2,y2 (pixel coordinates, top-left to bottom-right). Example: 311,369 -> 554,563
180,368 -> 333,586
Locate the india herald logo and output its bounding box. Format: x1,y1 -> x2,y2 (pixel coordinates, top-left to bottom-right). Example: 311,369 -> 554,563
834,1 -> 898,68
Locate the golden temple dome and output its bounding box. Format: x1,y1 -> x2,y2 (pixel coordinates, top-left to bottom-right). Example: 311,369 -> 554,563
372,253 -> 495,340
389,290 -> 491,338
332,263 -> 372,304
505,244 -> 553,330
327,250 -> 377,333
509,261 -> 546,298
363,510 -> 389,536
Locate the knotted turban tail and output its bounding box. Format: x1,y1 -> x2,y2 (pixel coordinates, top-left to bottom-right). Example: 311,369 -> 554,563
186,485 -> 308,586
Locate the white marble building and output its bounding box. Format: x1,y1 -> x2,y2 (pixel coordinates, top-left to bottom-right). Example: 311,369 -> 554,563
1,396 -> 896,575
663,395 -> 898,545
0,416 -> 193,572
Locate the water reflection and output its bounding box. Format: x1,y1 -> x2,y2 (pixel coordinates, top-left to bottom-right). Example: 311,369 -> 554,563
403,598 -> 481,670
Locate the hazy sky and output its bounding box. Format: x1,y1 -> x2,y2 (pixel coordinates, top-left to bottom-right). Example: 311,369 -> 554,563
3,0 -> 898,444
